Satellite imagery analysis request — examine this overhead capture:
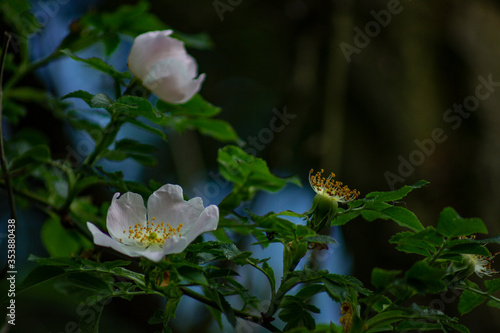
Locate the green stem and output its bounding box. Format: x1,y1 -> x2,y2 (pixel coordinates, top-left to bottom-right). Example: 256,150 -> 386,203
463,286 -> 500,303
427,237 -> 449,266
179,287 -> 281,332
0,32 -> 17,222
5,48 -> 61,90
246,258 -> 276,295
82,116 -> 121,168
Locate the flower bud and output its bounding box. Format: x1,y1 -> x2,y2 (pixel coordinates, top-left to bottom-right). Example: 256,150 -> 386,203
307,193 -> 338,232
127,30 -> 205,104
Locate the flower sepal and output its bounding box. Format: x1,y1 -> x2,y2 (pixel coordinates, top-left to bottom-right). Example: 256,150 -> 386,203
283,240 -> 308,273
306,193 -> 339,233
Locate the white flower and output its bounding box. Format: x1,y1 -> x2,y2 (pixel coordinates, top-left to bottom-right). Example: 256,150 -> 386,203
127,30 -> 205,104
87,184 -> 219,262
463,254 -> 496,278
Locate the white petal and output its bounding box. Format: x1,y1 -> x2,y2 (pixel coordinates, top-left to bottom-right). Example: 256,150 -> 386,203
106,191 -> 146,241
87,222 -> 142,257
147,184 -> 204,229
161,236 -> 190,256
144,59 -> 205,104
127,30 -> 175,80
182,204 -> 219,244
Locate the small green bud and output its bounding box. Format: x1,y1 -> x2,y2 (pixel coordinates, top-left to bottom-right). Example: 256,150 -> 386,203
306,193 -> 338,232
283,240 -> 308,273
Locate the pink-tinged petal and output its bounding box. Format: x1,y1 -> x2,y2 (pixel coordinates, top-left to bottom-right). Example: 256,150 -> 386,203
127,29 -> 205,104
127,30 -> 175,80
87,222 -> 141,257
147,184 -> 205,229
143,59 -> 205,104
106,192 -> 147,241
182,204 -> 219,244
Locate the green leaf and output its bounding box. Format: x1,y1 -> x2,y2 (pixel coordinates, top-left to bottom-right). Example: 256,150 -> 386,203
437,207 -> 488,237
114,138 -> 157,154
9,144 -> 50,171
390,228 -> 444,256
41,215 -> 92,257
359,202 -> 424,231
371,268 -> 401,290
61,49 -> 131,82
249,211 -> 297,236
125,118 -> 166,140
91,93 -> 114,109
77,295 -> 110,333
405,261 -> 446,293
157,94 -> 221,117
485,278 -> 500,293
116,95 -> 165,124
176,266 -> 208,286
380,206 -> 424,231
218,145 -> 300,200
61,90 -> 94,105
332,210 -> 361,226
18,265 -> 66,293
365,180 -> 429,202
67,273 -> 111,293
458,289 -> 486,315
189,118 -> 239,142
279,295 -> 318,330
444,242 -> 491,256
302,235 -> 337,244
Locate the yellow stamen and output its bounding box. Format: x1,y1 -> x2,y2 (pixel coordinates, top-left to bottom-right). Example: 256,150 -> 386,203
309,169 -> 360,203
121,216 -> 183,248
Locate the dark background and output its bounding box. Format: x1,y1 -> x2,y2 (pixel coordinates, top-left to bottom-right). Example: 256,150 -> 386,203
2,0 -> 500,332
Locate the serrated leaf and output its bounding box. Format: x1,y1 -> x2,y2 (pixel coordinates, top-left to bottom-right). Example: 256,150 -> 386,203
62,90 -> 94,105
405,262 -> 446,293
218,145 -> 300,200
332,210 -> 361,226
372,268 -> 401,290
365,180 -> 429,202
437,207 -> 488,237
91,93 -> 114,109
485,279 -> 500,293
390,228 -> 443,256
458,289 -> 486,315
61,49 -> 131,82
157,94 -> 221,117
125,118 -> 166,140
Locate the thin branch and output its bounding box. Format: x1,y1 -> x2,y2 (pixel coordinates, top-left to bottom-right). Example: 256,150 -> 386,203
179,286 -> 281,332
0,32 -> 17,222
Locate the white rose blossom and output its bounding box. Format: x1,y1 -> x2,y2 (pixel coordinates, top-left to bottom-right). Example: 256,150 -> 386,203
87,184 -> 219,262
127,30 -> 205,104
